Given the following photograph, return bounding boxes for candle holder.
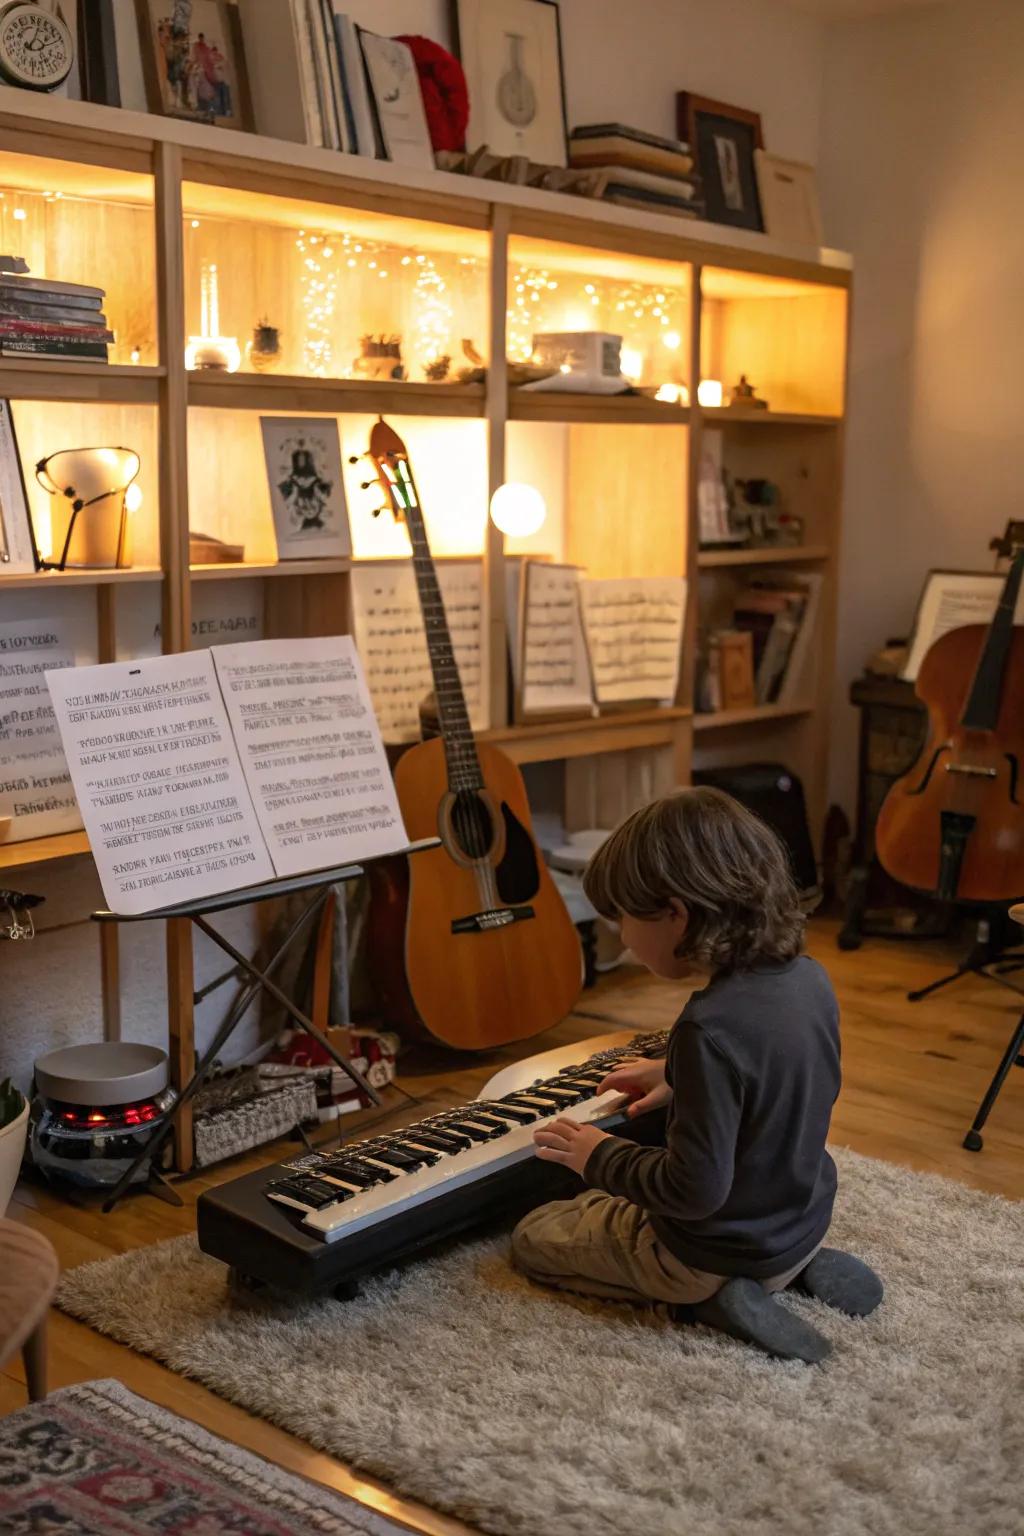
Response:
[184,260,240,372]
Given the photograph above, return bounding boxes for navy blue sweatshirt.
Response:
[584,956,840,1278]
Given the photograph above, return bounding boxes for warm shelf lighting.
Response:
[490,482,547,538]
[697,379,724,407]
[655,382,689,405]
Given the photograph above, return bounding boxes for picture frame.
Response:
[358,30,434,171]
[135,0,252,130]
[452,0,569,168]
[676,92,764,231]
[755,151,823,247]
[260,417,352,563]
[0,400,38,574]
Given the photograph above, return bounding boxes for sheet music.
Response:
[45,650,274,915]
[902,571,1021,681]
[212,636,407,877]
[579,577,687,704]
[510,561,594,716]
[0,618,80,841]
[351,560,487,742]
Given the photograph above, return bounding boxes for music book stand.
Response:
[91,838,439,1213]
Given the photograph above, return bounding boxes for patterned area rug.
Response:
[0,1378,411,1535]
[56,1148,1024,1536]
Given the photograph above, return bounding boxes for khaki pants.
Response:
[511,1189,818,1305]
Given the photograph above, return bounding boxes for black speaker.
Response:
[691,762,820,905]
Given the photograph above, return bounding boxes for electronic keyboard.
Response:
[196,1030,668,1297]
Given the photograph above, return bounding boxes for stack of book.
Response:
[569,123,705,220]
[730,573,823,705]
[0,272,112,362]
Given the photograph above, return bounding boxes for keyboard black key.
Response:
[419,1126,473,1152]
[459,1111,511,1134]
[484,1101,539,1124]
[346,1157,399,1182]
[320,1160,377,1188]
[404,1131,464,1154]
[441,1119,497,1143]
[511,1088,574,1108]
[367,1148,426,1172]
[391,1140,441,1164]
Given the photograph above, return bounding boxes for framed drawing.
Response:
[358,30,434,170]
[453,0,568,167]
[260,417,351,562]
[676,92,764,231]
[755,151,823,247]
[0,400,37,574]
[135,0,252,129]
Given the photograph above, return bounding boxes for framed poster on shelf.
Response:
[453,0,568,166]
[358,30,434,169]
[755,151,824,247]
[135,0,252,129]
[260,417,351,562]
[0,401,37,574]
[676,92,764,231]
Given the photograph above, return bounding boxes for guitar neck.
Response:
[960,551,1024,730]
[402,494,484,794]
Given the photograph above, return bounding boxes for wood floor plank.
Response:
[3,915,1021,1536]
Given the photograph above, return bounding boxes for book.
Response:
[236,0,317,145]
[732,581,816,703]
[571,140,696,180]
[319,0,350,152]
[571,122,692,156]
[45,638,410,916]
[307,0,340,149]
[358,29,430,167]
[332,10,376,156]
[79,0,120,108]
[0,319,114,342]
[775,573,824,704]
[604,183,704,214]
[0,302,107,326]
[581,162,701,200]
[0,284,103,311]
[111,0,147,113]
[0,338,109,360]
[0,275,104,300]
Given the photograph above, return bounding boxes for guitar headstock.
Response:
[349,417,419,523]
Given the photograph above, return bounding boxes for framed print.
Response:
[260,417,352,562]
[755,151,823,247]
[0,400,37,574]
[358,30,434,170]
[453,0,568,167]
[136,0,252,129]
[676,92,764,231]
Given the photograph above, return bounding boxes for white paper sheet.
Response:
[510,560,594,716]
[0,618,80,841]
[45,650,274,915]
[579,576,687,705]
[212,636,407,877]
[350,559,487,741]
[902,571,1022,681]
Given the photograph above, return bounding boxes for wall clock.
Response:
[0,2,73,91]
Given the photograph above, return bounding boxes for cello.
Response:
[875,531,1024,902]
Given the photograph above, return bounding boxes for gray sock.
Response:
[791,1247,883,1317]
[674,1277,832,1364]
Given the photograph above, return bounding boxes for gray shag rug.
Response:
[57,1147,1023,1536]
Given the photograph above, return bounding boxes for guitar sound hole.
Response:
[450,791,495,860]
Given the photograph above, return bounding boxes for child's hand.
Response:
[533,1117,609,1175]
[596,1057,671,1118]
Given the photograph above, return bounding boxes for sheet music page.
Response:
[579,577,687,704]
[519,562,594,716]
[350,560,486,741]
[213,636,407,877]
[45,651,273,916]
[0,618,81,841]
[901,571,1016,680]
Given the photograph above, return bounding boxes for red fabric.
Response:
[395,34,469,153]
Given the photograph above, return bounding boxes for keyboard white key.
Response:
[296,1089,629,1243]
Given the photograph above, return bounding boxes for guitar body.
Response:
[366,738,583,1048]
[876,624,1024,900]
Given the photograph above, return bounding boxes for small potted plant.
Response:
[0,1078,28,1215]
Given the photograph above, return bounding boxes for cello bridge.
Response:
[944,763,997,778]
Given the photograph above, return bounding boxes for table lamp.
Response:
[34,447,142,569]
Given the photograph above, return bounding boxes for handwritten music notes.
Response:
[508,560,593,718]
[579,577,688,705]
[350,559,487,742]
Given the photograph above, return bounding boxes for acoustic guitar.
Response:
[875,534,1024,902]
[356,418,583,1049]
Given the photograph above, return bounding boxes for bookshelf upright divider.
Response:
[0,91,851,1170]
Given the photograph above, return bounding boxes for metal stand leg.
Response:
[963,1011,1024,1152]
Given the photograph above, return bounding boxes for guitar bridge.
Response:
[451,905,536,934]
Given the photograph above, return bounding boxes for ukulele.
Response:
[875,529,1024,902]
[356,418,583,1049]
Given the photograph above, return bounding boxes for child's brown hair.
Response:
[582,786,805,974]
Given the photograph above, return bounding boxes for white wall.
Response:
[818,0,1024,813]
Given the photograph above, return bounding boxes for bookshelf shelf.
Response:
[190,559,351,580]
[693,702,814,732]
[0,566,162,589]
[0,829,91,871]
[699,409,842,428]
[508,392,690,426]
[697,545,830,568]
[0,361,165,404]
[483,707,692,766]
[187,374,486,418]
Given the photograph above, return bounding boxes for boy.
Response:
[511,787,881,1361]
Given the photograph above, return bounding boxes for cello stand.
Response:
[906,910,1024,1003]
[960,901,1024,1150]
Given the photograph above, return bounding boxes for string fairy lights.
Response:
[296,229,339,376]
[506,263,687,379]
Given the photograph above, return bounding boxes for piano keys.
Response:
[197,1031,669,1297]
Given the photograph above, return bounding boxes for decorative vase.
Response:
[246,320,282,373]
[0,1097,28,1215]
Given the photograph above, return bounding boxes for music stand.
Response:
[91,839,438,1212]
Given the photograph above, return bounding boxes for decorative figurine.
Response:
[353,334,406,381]
[730,373,768,409]
[246,318,282,373]
[424,354,451,381]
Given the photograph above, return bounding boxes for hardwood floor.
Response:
[3,916,1021,1535]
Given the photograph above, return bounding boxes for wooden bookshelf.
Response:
[0,87,851,1168]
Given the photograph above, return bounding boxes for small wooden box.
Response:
[716,629,755,709]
